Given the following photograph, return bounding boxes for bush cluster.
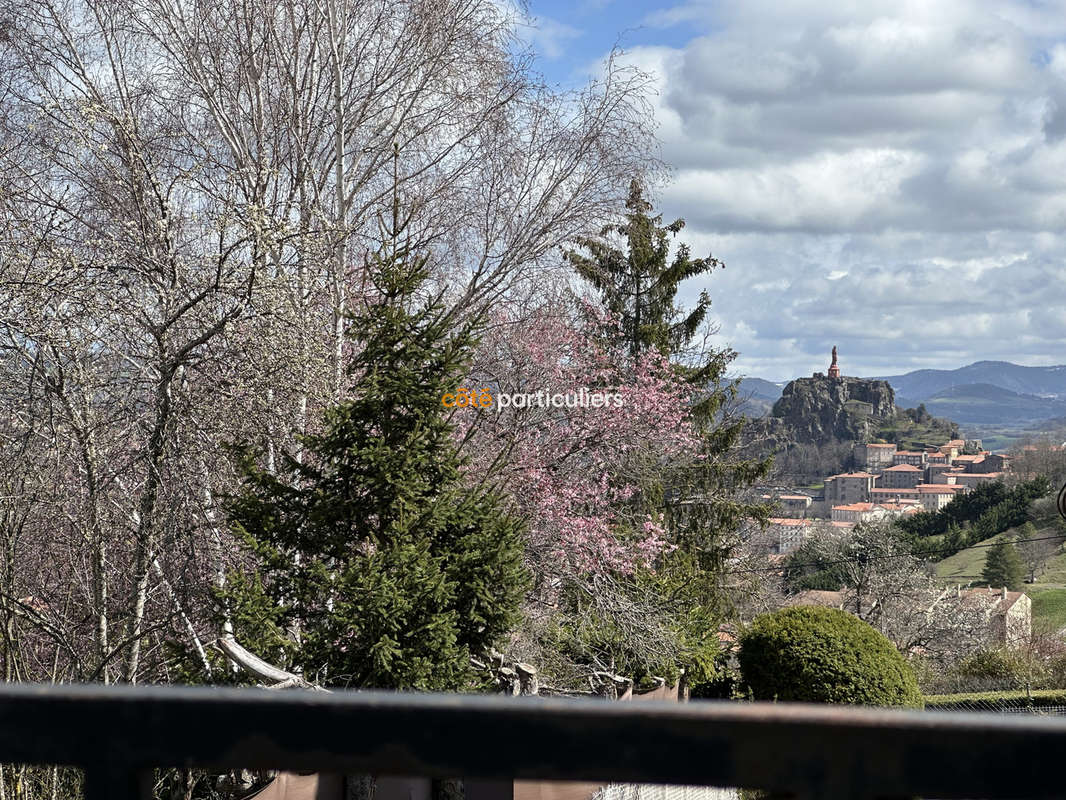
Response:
[896,477,1051,558]
[738,606,922,708]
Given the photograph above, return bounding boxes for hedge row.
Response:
[924,689,1066,710]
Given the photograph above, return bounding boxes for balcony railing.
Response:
[0,684,1064,800]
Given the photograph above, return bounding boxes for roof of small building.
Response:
[767,517,855,529]
[832,502,875,512]
[873,502,910,511]
[918,484,963,493]
[958,587,1028,615]
[786,590,846,608]
[870,487,920,494]
[884,464,921,471]
[866,443,896,449]
[827,471,876,480]
[895,450,927,456]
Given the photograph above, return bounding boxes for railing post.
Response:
[83,765,152,800]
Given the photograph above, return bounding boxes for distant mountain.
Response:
[738,361,1066,426]
[734,377,784,417]
[871,361,1066,402]
[914,382,1066,425]
[737,377,784,401]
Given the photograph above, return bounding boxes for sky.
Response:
[520,0,1066,382]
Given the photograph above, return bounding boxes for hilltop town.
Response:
[757,348,1012,555]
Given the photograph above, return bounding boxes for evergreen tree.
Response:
[223,207,528,690]
[569,180,770,575]
[981,538,1025,592]
[562,180,772,685]
[565,179,722,369]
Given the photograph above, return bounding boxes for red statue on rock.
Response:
[828,345,840,379]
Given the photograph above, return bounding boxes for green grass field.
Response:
[935,533,1007,582]
[1029,589,1066,631]
[933,495,1066,627]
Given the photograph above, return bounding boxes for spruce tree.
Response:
[569,180,770,570]
[563,180,772,686]
[223,207,528,691]
[982,538,1025,592]
[566,179,722,367]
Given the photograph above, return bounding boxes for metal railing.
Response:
[1,684,1065,799]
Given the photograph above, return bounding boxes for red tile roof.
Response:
[959,587,1028,615]
[884,464,921,471]
[832,503,874,512]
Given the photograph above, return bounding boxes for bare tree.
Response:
[797,522,987,661]
[0,0,660,688]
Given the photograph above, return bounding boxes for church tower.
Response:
[827,345,840,379]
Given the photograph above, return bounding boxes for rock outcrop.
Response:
[770,375,896,445]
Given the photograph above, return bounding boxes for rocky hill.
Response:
[770,375,895,444]
[740,373,958,480]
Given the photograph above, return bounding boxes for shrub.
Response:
[738,606,922,707]
[924,689,1066,711]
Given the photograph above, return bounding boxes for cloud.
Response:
[603,0,1066,381]
[522,15,583,60]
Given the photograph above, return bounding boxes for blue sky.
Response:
[521,0,1066,382]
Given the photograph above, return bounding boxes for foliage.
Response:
[565,179,772,615]
[953,648,1029,684]
[223,223,528,690]
[465,297,696,576]
[897,477,1050,558]
[1029,588,1066,630]
[782,522,986,660]
[781,534,848,593]
[924,688,1066,710]
[981,539,1025,591]
[493,180,771,687]
[565,179,722,367]
[739,606,923,707]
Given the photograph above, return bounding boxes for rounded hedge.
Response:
[738,606,923,708]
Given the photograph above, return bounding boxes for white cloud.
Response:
[522,15,582,60]
[600,0,1066,380]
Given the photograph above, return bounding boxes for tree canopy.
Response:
[223,215,528,690]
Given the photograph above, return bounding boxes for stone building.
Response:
[958,587,1031,646]
[853,442,897,471]
[970,453,1010,473]
[878,464,923,490]
[766,518,855,554]
[950,472,1004,489]
[918,484,967,511]
[823,472,876,505]
[870,487,921,504]
[775,494,814,518]
[893,450,928,467]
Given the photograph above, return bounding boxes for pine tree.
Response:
[565,179,722,367]
[570,180,771,569]
[981,538,1025,592]
[562,180,772,686]
[223,205,528,691]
